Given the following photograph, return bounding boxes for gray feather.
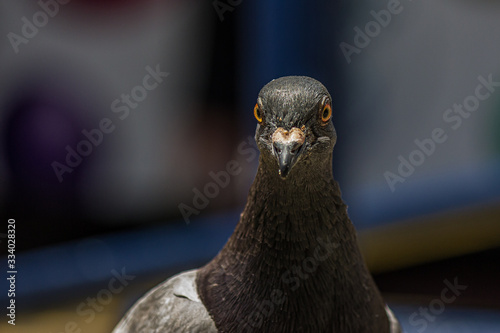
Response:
[112,269,217,333]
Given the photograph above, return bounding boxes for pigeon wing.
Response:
[112,269,217,333]
[386,305,402,333]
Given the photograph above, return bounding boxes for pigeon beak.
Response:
[272,127,305,178]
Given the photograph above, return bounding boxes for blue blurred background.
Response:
[0,0,499,332]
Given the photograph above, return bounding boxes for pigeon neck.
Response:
[237,153,346,241]
[197,154,390,332]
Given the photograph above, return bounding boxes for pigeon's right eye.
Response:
[254,103,263,123]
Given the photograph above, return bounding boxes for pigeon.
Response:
[112,76,402,333]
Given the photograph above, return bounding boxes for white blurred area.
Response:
[0,0,215,223]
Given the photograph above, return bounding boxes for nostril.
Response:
[273,142,283,155]
[273,141,302,155]
[291,142,302,154]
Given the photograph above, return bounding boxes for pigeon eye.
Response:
[254,103,263,123]
[320,103,332,124]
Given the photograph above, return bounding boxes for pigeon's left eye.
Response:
[254,103,263,123]
[321,103,332,124]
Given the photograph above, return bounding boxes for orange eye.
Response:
[321,103,332,123]
[254,103,263,123]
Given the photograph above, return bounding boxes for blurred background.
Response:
[1,0,499,332]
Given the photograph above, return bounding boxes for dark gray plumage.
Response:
[112,76,402,333]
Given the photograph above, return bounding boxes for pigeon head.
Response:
[254,76,337,178]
